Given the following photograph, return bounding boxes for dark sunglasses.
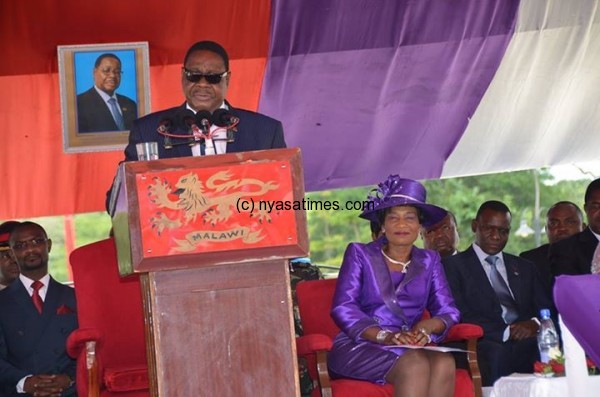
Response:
[182,68,229,84]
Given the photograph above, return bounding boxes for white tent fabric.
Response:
[443,0,600,178]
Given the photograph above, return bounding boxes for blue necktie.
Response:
[486,255,519,324]
[108,98,125,130]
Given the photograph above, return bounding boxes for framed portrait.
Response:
[58,42,151,153]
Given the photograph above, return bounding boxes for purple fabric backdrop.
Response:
[259,0,519,191]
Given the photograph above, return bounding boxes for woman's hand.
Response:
[410,317,446,345]
[391,331,418,345]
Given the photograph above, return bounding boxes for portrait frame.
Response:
[58,42,151,153]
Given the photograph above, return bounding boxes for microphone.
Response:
[211,109,238,127]
[176,109,197,131]
[157,118,172,133]
[211,109,239,142]
[157,118,173,148]
[175,109,201,146]
[195,110,212,134]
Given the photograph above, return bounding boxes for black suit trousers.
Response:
[478,337,539,386]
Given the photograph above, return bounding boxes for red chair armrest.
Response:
[296,334,333,356]
[66,327,104,358]
[445,323,483,342]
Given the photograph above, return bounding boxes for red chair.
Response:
[296,278,483,397]
[66,238,149,397]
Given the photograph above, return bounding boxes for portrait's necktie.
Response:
[31,280,44,314]
[486,255,519,324]
[108,98,125,130]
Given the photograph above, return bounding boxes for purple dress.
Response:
[327,237,460,384]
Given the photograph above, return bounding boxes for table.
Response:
[490,373,568,397]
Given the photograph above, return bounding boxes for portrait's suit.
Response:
[123,102,286,161]
[549,227,599,276]
[443,246,552,385]
[520,243,553,299]
[77,87,138,132]
[0,277,77,396]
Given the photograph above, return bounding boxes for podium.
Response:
[110,148,309,396]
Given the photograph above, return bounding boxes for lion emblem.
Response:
[148,170,278,235]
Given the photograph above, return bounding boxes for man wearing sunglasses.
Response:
[0,222,77,396]
[77,53,138,133]
[122,40,286,161]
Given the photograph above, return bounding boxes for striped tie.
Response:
[108,98,125,130]
[486,255,519,324]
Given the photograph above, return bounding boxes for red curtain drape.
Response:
[0,0,271,218]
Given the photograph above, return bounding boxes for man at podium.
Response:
[123,40,286,160]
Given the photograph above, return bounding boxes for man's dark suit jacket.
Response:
[443,246,552,343]
[77,87,138,132]
[549,227,599,276]
[122,102,286,161]
[520,244,553,299]
[0,277,78,396]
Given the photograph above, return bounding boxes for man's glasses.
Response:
[11,238,48,251]
[182,68,229,84]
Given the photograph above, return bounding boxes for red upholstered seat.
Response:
[66,238,149,397]
[296,278,483,397]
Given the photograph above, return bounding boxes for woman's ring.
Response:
[419,328,428,335]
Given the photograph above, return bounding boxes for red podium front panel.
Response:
[112,148,308,275]
[136,160,297,257]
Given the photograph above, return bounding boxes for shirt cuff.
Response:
[16,375,32,393]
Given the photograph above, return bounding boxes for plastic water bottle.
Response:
[591,243,600,275]
[537,308,559,363]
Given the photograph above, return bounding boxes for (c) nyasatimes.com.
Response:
[236,197,375,213]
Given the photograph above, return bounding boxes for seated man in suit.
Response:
[0,221,20,290]
[421,211,460,258]
[443,201,552,386]
[0,222,77,396]
[77,53,138,132]
[520,201,584,297]
[550,178,600,276]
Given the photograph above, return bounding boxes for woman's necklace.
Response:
[381,249,411,272]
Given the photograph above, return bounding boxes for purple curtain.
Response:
[259,0,519,191]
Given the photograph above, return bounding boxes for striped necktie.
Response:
[486,255,519,324]
[108,98,125,130]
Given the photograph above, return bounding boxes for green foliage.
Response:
[1,168,593,281]
[73,212,112,246]
[422,170,589,254]
[306,169,592,274]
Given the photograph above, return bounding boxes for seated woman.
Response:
[328,175,460,397]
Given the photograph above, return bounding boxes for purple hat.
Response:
[359,175,447,227]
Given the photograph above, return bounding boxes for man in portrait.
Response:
[77,53,138,132]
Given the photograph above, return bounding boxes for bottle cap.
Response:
[540,308,551,319]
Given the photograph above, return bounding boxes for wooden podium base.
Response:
[141,260,299,396]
